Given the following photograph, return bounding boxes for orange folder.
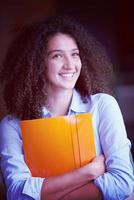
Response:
[20,113,96,178]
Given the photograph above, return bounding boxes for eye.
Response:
[52,53,63,59]
[72,52,80,57]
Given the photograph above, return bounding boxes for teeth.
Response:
[61,73,74,77]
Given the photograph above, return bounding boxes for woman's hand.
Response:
[90,154,106,178]
[79,155,105,180]
[59,155,105,200]
[41,155,105,200]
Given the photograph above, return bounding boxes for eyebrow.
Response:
[46,48,79,56]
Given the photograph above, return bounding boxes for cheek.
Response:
[46,64,59,79]
[45,61,55,73]
[77,57,82,67]
[78,60,82,70]
[45,63,53,80]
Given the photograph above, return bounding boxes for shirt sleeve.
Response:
[0,116,44,200]
[94,94,134,200]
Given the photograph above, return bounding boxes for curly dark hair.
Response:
[0,16,114,120]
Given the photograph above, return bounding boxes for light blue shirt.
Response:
[0,90,134,200]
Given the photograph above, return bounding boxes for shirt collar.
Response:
[69,89,90,113]
[42,107,52,118]
[42,89,90,117]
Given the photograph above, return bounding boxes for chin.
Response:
[63,83,76,89]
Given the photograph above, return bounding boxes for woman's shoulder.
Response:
[90,93,118,106]
[74,90,118,113]
[89,93,123,120]
[0,115,20,131]
[86,93,119,114]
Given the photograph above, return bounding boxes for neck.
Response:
[46,88,73,116]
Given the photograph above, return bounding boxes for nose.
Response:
[63,56,74,70]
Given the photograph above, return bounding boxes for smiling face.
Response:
[45,33,82,93]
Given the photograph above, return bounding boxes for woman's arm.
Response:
[0,116,44,200]
[61,182,103,200]
[41,155,105,200]
[94,94,134,200]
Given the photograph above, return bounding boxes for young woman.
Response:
[0,16,133,200]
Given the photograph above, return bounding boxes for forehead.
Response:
[47,33,78,50]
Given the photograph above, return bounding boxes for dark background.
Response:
[0,0,134,157]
